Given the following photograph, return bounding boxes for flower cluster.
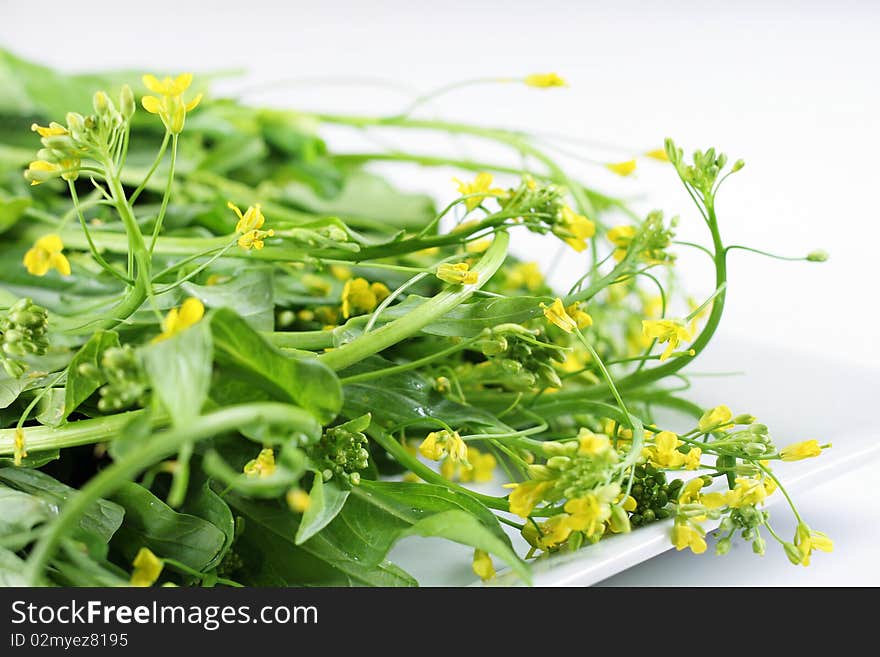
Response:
[309,414,372,485]
[228,202,275,251]
[340,277,391,319]
[1,298,49,370]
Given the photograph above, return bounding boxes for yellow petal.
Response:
[185,92,203,112]
[141,95,162,114]
[173,73,193,94]
[50,252,71,276]
[35,234,64,252]
[23,248,50,276]
[606,160,637,177]
[142,74,165,94]
[177,297,205,328]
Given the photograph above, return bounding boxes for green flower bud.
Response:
[715,537,731,555]
[527,464,554,480]
[733,414,756,425]
[120,84,136,119]
[609,505,631,533]
[93,90,111,116]
[66,112,86,140]
[2,358,26,378]
[546,456,572,471]
[784,542,803,565]
[752,537,766,555]
[807,250,829,262]
[731,159,745,172]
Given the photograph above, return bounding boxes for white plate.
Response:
[387,335,880,586]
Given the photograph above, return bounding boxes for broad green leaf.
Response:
[0,371,30,409]
[109,482,227,572]
[0,467,124,545]
[63,330,120,417]
[0,196,30,234]
[383,294,550,337]
[211,308,341,424]
[226,492,416,587]
[183,267,275,332]
[0,485,51,549]
[295,475,350,545]
[36,387,66,427]
[344,480,531,583]
[142,320,212,427]
[0,546,28,586]
[181,478,236,571]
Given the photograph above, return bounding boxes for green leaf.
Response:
[142,321,212,427]
[109,482,227,572]
[383,294,550,337]
[0,196,30,234]
[63,330,120,417]
[183,267,275,332]
[295,475,350,545]
[0,485,51,549]
[226,492,416,587]
[346,480,531,583]
[0,371,29,409]
[211,308,341,424]
[0,546,28,586]
[36,387,66,427]
[181,478,235,571]
[0,467,123,545]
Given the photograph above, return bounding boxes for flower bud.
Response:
[526,464,554,480]
[120,84,136,119]
[715,537,731,555]
[752,537,766,555]
[609,505,631,533]
[807,250,828,262]
[2,358,26,378]
[733,414,756,425]
[546,456,571,471]
[93,90,111,116]
[731,159,745,172]
[784,542,803,565]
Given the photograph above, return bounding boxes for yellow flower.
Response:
[606,160,637,177]
[227,202,274,250]
[701,491,728,509]
[141,73,202,134]
[418,430,467,463]
[678,477,705,504]
[130,547,163,587]
[507,480,552,518]
[779,439,823,462]
[23,234,71,277]
[607,225,636,261]
[684,447,702,470]
[436,262,478,285]
[564,494,611,537]
[286,488,311,513]
[641,319,692,361]
[644,148,668,162]
[542,297,578,333]
[644,430,686,468]
[153,297,205,343]
[31,122,68,138]
[726,477,770,508]
[566,303,593,329]
[537,514,573,548]
[524,73,568,88]
[244,448,276,478]
[459,446,496,483]
[505,262,544,291]
[472,549,495,580]
[453,172,504,211]
[340,277,390,318]
[697,405,733,433]
[555,205,595,252]
[793,523,833,566]
[671,522,707,554]
[13,428,27,467]
[577,429,612,457]
[25,160,62,186]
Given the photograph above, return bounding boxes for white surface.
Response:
[2,1,877,585]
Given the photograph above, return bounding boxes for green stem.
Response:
[149,133,178,254]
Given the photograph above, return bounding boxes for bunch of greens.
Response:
[0,51,832,587]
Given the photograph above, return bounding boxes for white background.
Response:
[2,0,878,585]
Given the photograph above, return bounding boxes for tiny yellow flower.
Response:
[524,73,568,88]
[697,405,733,433]
[23,234,71,277]
[678,477,705,505]
[642,319,692,361]
[453,172,504,211]
[555,205,595,252]
[644,148,668,162]
[141,73,202,134]
[779,439,823,462]
[286,488,311,513]
[726,477,770,508]
[606,160,637,177]
[340,277,390,319]
[577,429,611,457]
[436,262,478,285]
[644,430,686,468]
[684,447,702,470]
[565,302,593,329]
[13,428,27,467]
[25,160,62,186]
[31,122,69,138]
[228,202,275,250]
[418,430,467,463]
[537,514,573,547]
[564,494,611,537]
[542,297,578,333]
[793,522,833,566]
[607,225,636,261]
[459,446,496,483]
[507,479,552,518]
[153,297,205,343]
[472,549,495,581]
[130,547,164,587]
[505,262,544,291]
[671,522,707,554]
[244,448,276,478]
